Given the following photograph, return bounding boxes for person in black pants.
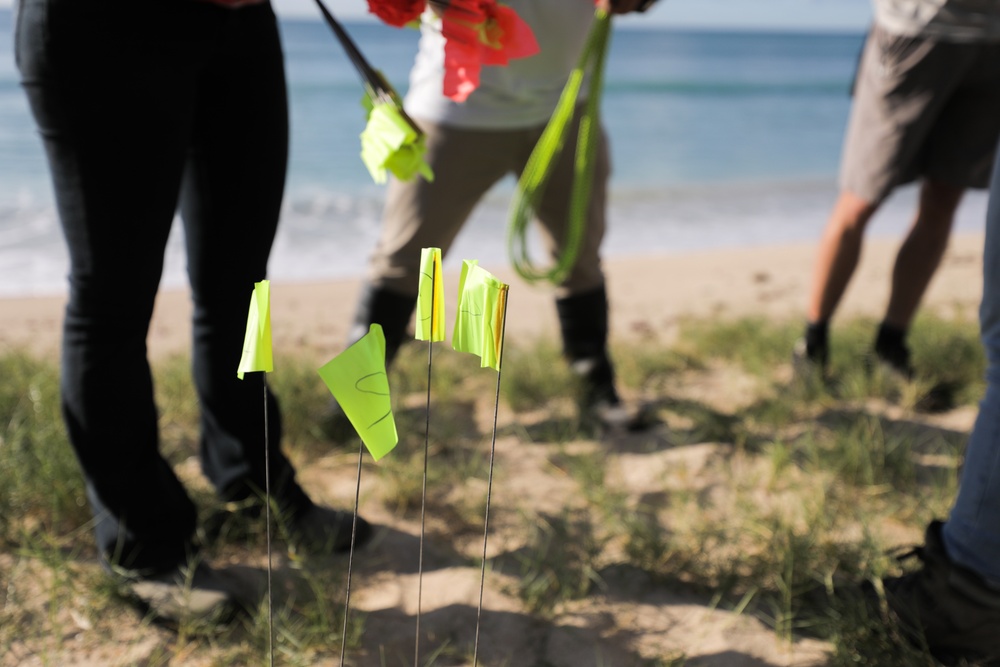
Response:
[15,0,370,624]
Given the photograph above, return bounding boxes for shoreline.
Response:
[0,232,984,360]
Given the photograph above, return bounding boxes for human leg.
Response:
[941,361,1000,586]
[17,0,210,574]
[345,285,419,368]
[179,3,314,523]
[873,143,1000,665]
[801,26,971,371]
[524,109,609,300]
[174,4,364,554]
[355,122,517,357]
[801,191,880,367]
[873,180,965,374]
[807,191,879,326]
[524,113,635,426]
[555,287,621,411]
[941,148,1000,586]
[876,39,1000,373]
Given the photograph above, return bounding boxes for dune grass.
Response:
[0,312,986,666]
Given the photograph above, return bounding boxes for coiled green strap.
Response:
[507,9,612,285]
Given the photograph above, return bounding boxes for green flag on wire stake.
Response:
[237,280,273,379]
[452,260,508,371]
[506,8,612,285]
[415,247,445,342]
[317,324,399,461]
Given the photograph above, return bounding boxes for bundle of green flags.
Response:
[311,0,434,184]
[360,92,434,185]
[235,248,508,462]
[317,0,540,184]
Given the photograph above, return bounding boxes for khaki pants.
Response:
[366,107,611,298]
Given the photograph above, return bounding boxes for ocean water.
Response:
[0,11,988,297]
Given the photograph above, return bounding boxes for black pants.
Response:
[16,0,311,573]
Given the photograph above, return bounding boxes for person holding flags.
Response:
[329,0,657,437]
[14,0,371,625]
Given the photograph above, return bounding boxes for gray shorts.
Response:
[840,24,1000,204]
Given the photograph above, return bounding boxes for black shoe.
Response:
[557,286,656,433]
[287,505,373,556]
[879,521,1000,665]
[872,324,915,380]
[109,559,248,627]
[871,345,915,380]
[863,340,915,384]
[585,394,632,432]
[792,337,828,379]
[575,372,656,434]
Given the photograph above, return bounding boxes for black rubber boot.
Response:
[804,320,830,369]
[556,286,635,431]
[792,320,830,383]
[872,321,914,379]
[321,284,416,441]
[346,283,418,367]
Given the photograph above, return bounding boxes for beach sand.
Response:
[0,232,985,360]
[0,232,986,667]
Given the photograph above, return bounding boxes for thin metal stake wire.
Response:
[312,0,380,93]
[414,261,438,667]
[414,340,433,667]
[340,441,365,666]
[472,289,509,667]
[262,375,275,667]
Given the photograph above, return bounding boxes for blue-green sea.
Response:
[0,11,988,296]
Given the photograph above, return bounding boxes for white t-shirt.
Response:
[874,0,1000,41]
[403,0,597,129]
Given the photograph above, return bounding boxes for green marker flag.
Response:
[452,260,508,371]
[360,100,435,184]
[506,8,611,285]
[415,247,445,342]
[237,280,273,379]
[317,324,399,461]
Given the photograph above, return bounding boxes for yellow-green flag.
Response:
[452,260,508,371]
[317,324,398,461]
[360,100,434,184]
[415,247,445,342]
[237,280,273,380]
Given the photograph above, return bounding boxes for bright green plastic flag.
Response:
[317,324,398,461]
[415,247,445,342]
[452,260,508,371]
[360,101,434,184]
[237,280,273,379]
